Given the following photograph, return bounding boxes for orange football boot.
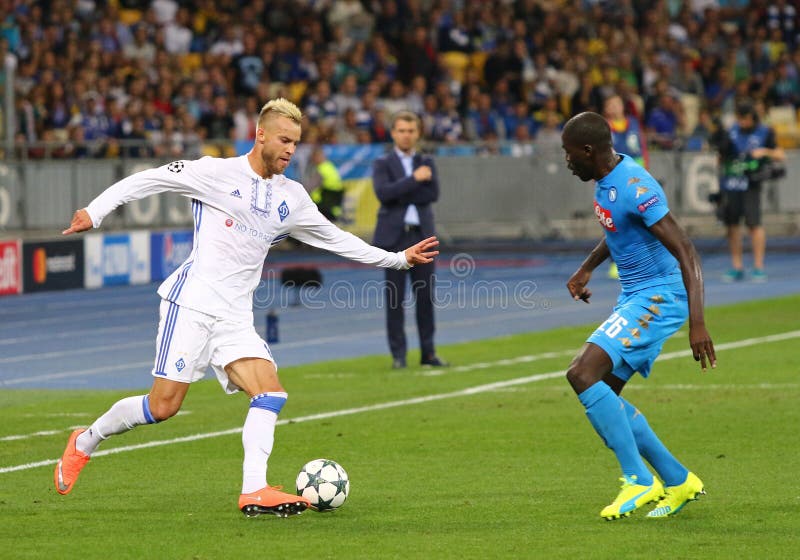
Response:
[54,429,90,495]
[239,485,310,518]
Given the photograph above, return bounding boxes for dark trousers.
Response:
[384,228,436,361]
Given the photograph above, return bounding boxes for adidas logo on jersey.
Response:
[230,189,242,198]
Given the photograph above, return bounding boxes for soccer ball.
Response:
[295,458,350,511]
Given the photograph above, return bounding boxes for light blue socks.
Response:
[578,382,654,485]
[620,397,688,487]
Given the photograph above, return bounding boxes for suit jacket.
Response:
[371,150,439,250]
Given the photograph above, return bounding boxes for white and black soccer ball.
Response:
[296,458,350,511]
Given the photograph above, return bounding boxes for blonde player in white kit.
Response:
[55,99,440,517]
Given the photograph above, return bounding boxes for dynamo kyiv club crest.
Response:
[278,200,290,222]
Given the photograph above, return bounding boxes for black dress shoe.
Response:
[420,355,449,367]
[392,358,407,369]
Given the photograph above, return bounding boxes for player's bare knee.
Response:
[147,398,181,421]
[566,362,593,394]
[262,378,285,394]
[244,379,284,397]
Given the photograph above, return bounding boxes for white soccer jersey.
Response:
[86,155,410,322]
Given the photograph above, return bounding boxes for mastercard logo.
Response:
[32,248,47,284]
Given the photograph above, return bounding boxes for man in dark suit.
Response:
[372,111,447,369]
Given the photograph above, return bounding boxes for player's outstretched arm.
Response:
[567,238,609,303]
[649,213,716,371]
[62,209,93,235]
[404,236,439,266]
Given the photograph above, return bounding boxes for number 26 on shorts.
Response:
[599,313,628,338]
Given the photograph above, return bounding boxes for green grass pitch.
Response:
[1,295,798,559]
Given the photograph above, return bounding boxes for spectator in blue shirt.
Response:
[646,94,684,149]
[465,92,506,140]
[504,101,539,141]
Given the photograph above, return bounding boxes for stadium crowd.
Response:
[1,0,799,158]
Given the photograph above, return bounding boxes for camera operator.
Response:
[709,102,786,282]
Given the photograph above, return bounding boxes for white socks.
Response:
[76,395,156,455]
[72,390,285,496]
[241,407,279,494]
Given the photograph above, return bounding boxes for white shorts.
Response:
[152,299,275,394]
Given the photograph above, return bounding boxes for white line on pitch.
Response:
[419,330,800,377]
[0,412,192,442]
[627,383,800,390]
[656,329,800,360]
[0,427,84,442]
[24,412,92,418]
[496,383,800,393]
[0,372,564,475]
[1,329,798,475]
[419,349,576,377]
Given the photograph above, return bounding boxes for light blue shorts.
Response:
[587,285,688,381]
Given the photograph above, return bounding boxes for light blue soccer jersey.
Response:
[589,154,687,378]
[594,154,682,293]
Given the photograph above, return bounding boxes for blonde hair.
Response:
[391,110,421,129]
[257,98,303,129]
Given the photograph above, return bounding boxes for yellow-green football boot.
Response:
[600,475,664,520]
[647,472,705,518]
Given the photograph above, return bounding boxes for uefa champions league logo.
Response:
[166,161,185,173]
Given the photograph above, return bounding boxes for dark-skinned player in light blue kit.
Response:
[560,111,716,520]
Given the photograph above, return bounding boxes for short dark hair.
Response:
[735,100,757,119]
